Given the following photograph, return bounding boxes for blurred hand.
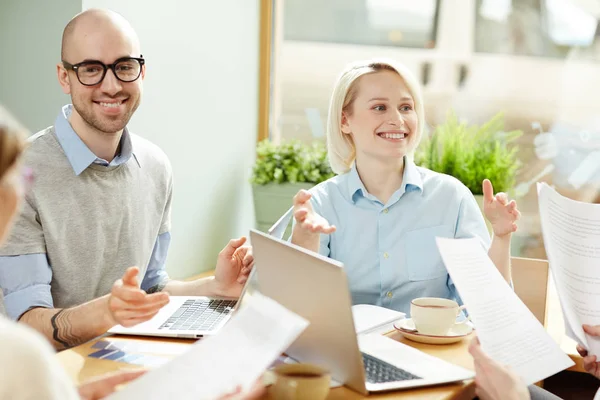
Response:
[576,324,600,379]
[469,337,530,400]
[292,189,335,236]
[78,370,146,400]
[213,237,254,298]
[108,267,170,327]
[482,179,521,237]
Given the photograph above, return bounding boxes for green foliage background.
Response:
[414,112,522,195]
[251,139,335,185]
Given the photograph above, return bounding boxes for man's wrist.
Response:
[103,295,117,327]
[200,276,220,297]
[206,276,241,298]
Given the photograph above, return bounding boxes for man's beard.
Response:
[72,95,140,134]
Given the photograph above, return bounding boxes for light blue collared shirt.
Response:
[54,105,141,175]
[0,105,170,319]
[307,159,491,316]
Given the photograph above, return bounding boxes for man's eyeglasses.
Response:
[62,56,145,86]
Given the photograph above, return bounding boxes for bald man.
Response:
[0,9,254,350]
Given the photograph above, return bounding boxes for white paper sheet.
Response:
[107,292,309,400]
[436,237,574,385]
[351,304,405,335]
[538,182,600,356]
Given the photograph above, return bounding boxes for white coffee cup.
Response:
[410,297,467,336]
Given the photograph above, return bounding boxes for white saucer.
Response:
[393,318,473,345]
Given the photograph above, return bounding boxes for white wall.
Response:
[0,0,81,132]
[80,0,259,279]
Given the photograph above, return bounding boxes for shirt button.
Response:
[383,252,389,259]
[383,208,389,214]
[387,291,393,298]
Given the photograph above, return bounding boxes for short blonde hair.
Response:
[0,106,27,181]
[326,58,425,175]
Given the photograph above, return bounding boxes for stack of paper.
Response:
[107,292,309,400]
[538,182,600,357]
[436,237,574,385]
[351,304,405,335]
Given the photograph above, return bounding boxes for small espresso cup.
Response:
[269,363,330,400]
[410,297,467,336]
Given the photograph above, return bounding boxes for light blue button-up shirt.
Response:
[0,105,170,319]
[308,158,491,316]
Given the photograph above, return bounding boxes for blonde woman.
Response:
[0,106,263,400]
[291,59,520,315]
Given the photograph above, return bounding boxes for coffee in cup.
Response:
[268,363,330,400]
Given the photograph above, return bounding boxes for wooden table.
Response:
[57,269,476,398]
[56,329,476,399]
[55,269,586,399]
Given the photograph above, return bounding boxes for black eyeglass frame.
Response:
[62,56,145,86]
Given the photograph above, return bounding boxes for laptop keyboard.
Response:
[158,299,237,332]
[362,353,421,384]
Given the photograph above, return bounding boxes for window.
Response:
[264,0,600,260]
[475,0,600,60]
[284,0,440,49]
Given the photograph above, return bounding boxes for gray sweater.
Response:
[0,127,172,310]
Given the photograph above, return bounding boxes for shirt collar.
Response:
[403,157,424,193]
[347,162,369,203]
[54,104,139,175]
[347,156,423,204]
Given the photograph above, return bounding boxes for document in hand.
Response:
[538,182,600,357]
[106,292,309,400]
[436,237,574,385]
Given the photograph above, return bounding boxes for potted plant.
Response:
[415,111,522,230]
[251,139,335,236]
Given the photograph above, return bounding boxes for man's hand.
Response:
[213,237,254,298]
[108,267,170,327]
[78,370,146,400]
[469,337,530,400]
[576,324,600,379]
[292,190,335,236]
[482,179,521,237]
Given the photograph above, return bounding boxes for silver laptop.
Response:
[108,210,293,339]
[108,273,253,339]
[250,229,475,394]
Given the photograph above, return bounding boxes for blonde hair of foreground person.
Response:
[0,105,81,400]
[326,58,425,175]
[0,106,27,243]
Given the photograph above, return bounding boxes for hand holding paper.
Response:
[468,337,531,400]
[577,325,600,379]
[538,182,600,357]
[436,237,573,385]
